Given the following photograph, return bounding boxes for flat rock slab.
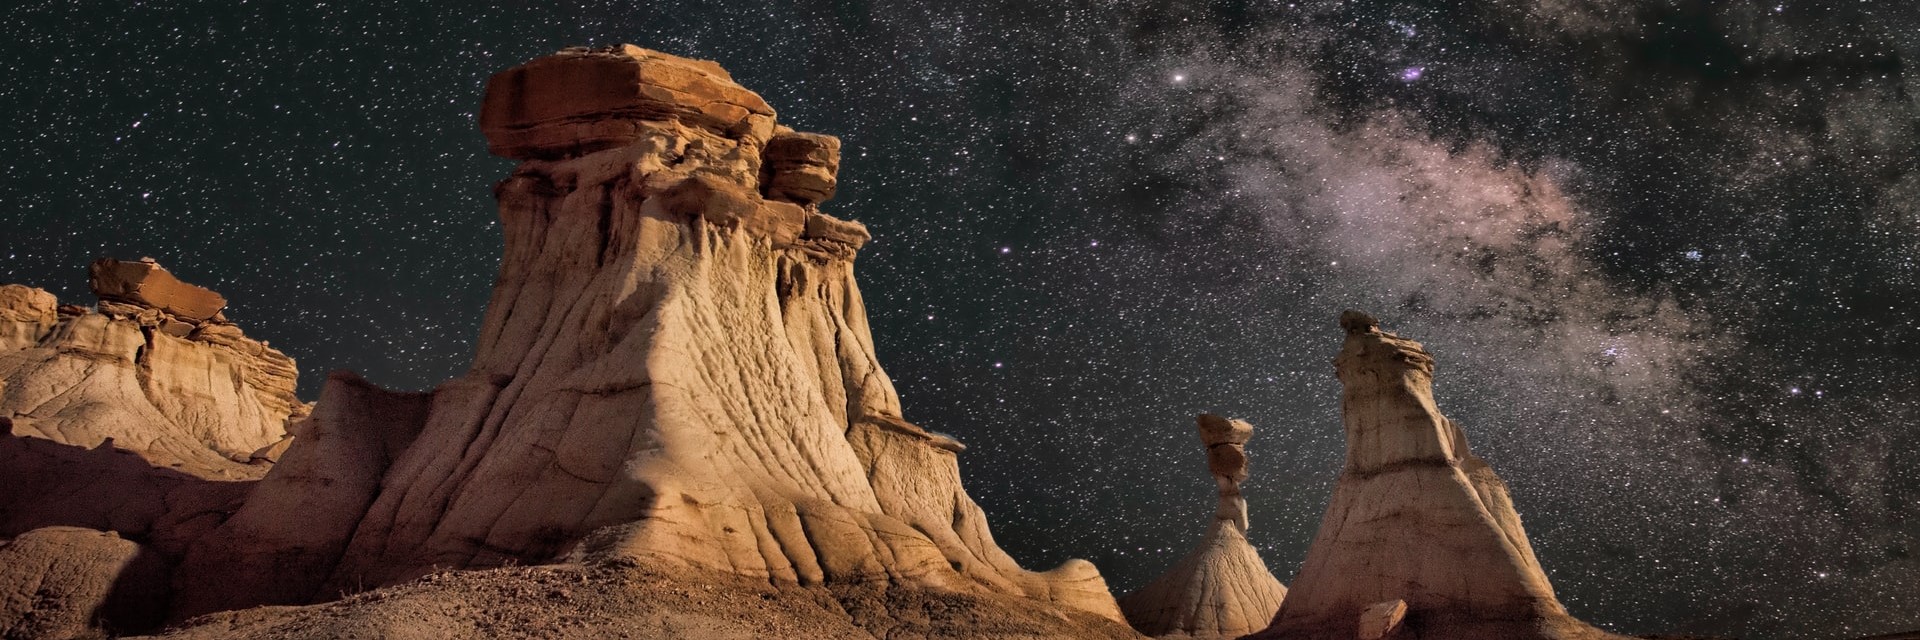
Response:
[480,44,776,159]
[88,259,227,322]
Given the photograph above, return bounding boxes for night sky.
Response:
[4,2,1918,638]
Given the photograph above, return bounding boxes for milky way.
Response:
[2,2,1915,638]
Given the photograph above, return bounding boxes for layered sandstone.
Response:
[175,45,1126,629]
[0,265,304,636]
[1119,414,1287,638]
[1246,312,1620,640]
[0,261,305,479]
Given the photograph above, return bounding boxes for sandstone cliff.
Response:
[1,263,303,544]
[172,45,1126,631]
[1119,414,1287,638]
[1246,311,1621,640]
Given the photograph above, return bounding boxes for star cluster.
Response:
[3,2,1916,638]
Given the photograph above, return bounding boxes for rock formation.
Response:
[0,526,169,638]
[0,262,306,637]
[172,45,1126,630]
[1246,311,1621,640]
[1119,414,1287,638]
[0,260,305,478]
[2,263,305,545]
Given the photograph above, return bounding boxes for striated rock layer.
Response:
[1247,312,1622,640]
[1119,414,1287,639]
[0,262,305,479]
[0,262,306,637]
[176,45,1125,628]
[1,265,304,549]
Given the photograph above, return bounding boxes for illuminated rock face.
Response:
[0,263,303,481]
[1119,414,1287,639]
[180,45,1124,625]
[1247,311,1621,640]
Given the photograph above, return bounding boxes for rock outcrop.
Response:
[1246,311,1620,640]
[0,526,169,639]
[173,45,1126,631]
[169,370,433,620]
[1119,414,1287,638]
[0,263,306,636]
[0,260,305,479]
[88,258,229,324]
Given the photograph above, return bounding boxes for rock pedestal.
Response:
[1118,414,1287,638]
[176,45,1125,626]
[1245,311,1620,640]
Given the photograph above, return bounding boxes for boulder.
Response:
[762,130,841,206]
[478,44,776,160]
[0,285,58,351]
[1244,312,1622,640]
[0,526,169,638]
[1118,415,1287,638]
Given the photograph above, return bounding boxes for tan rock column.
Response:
[1246,311,1622,640]
[1119,414,1287,638]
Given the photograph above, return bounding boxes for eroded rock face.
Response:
[0,526,169,638]
[0,268,303,636]
[171,371,433,621]
[1246,312,1620,640]
[1119,414,1287,638]
[0,264,305,480]
[188,45,1124,627]
[0,285,58,351]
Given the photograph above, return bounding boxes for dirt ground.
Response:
[139,559,1144,640]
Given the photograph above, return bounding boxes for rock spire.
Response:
[1119,414,1288,638]
[1246,312,1621,640]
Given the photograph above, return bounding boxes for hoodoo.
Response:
[1246,311,1620,640]
[1118,414,1287,638]
[0,261,303,479]
[0,263,305,637]
[173,45,1127,633]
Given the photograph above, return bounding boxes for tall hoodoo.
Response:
[1119,414,1287,638]
[1247,311,1619,640]
[177,45,1124,624]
